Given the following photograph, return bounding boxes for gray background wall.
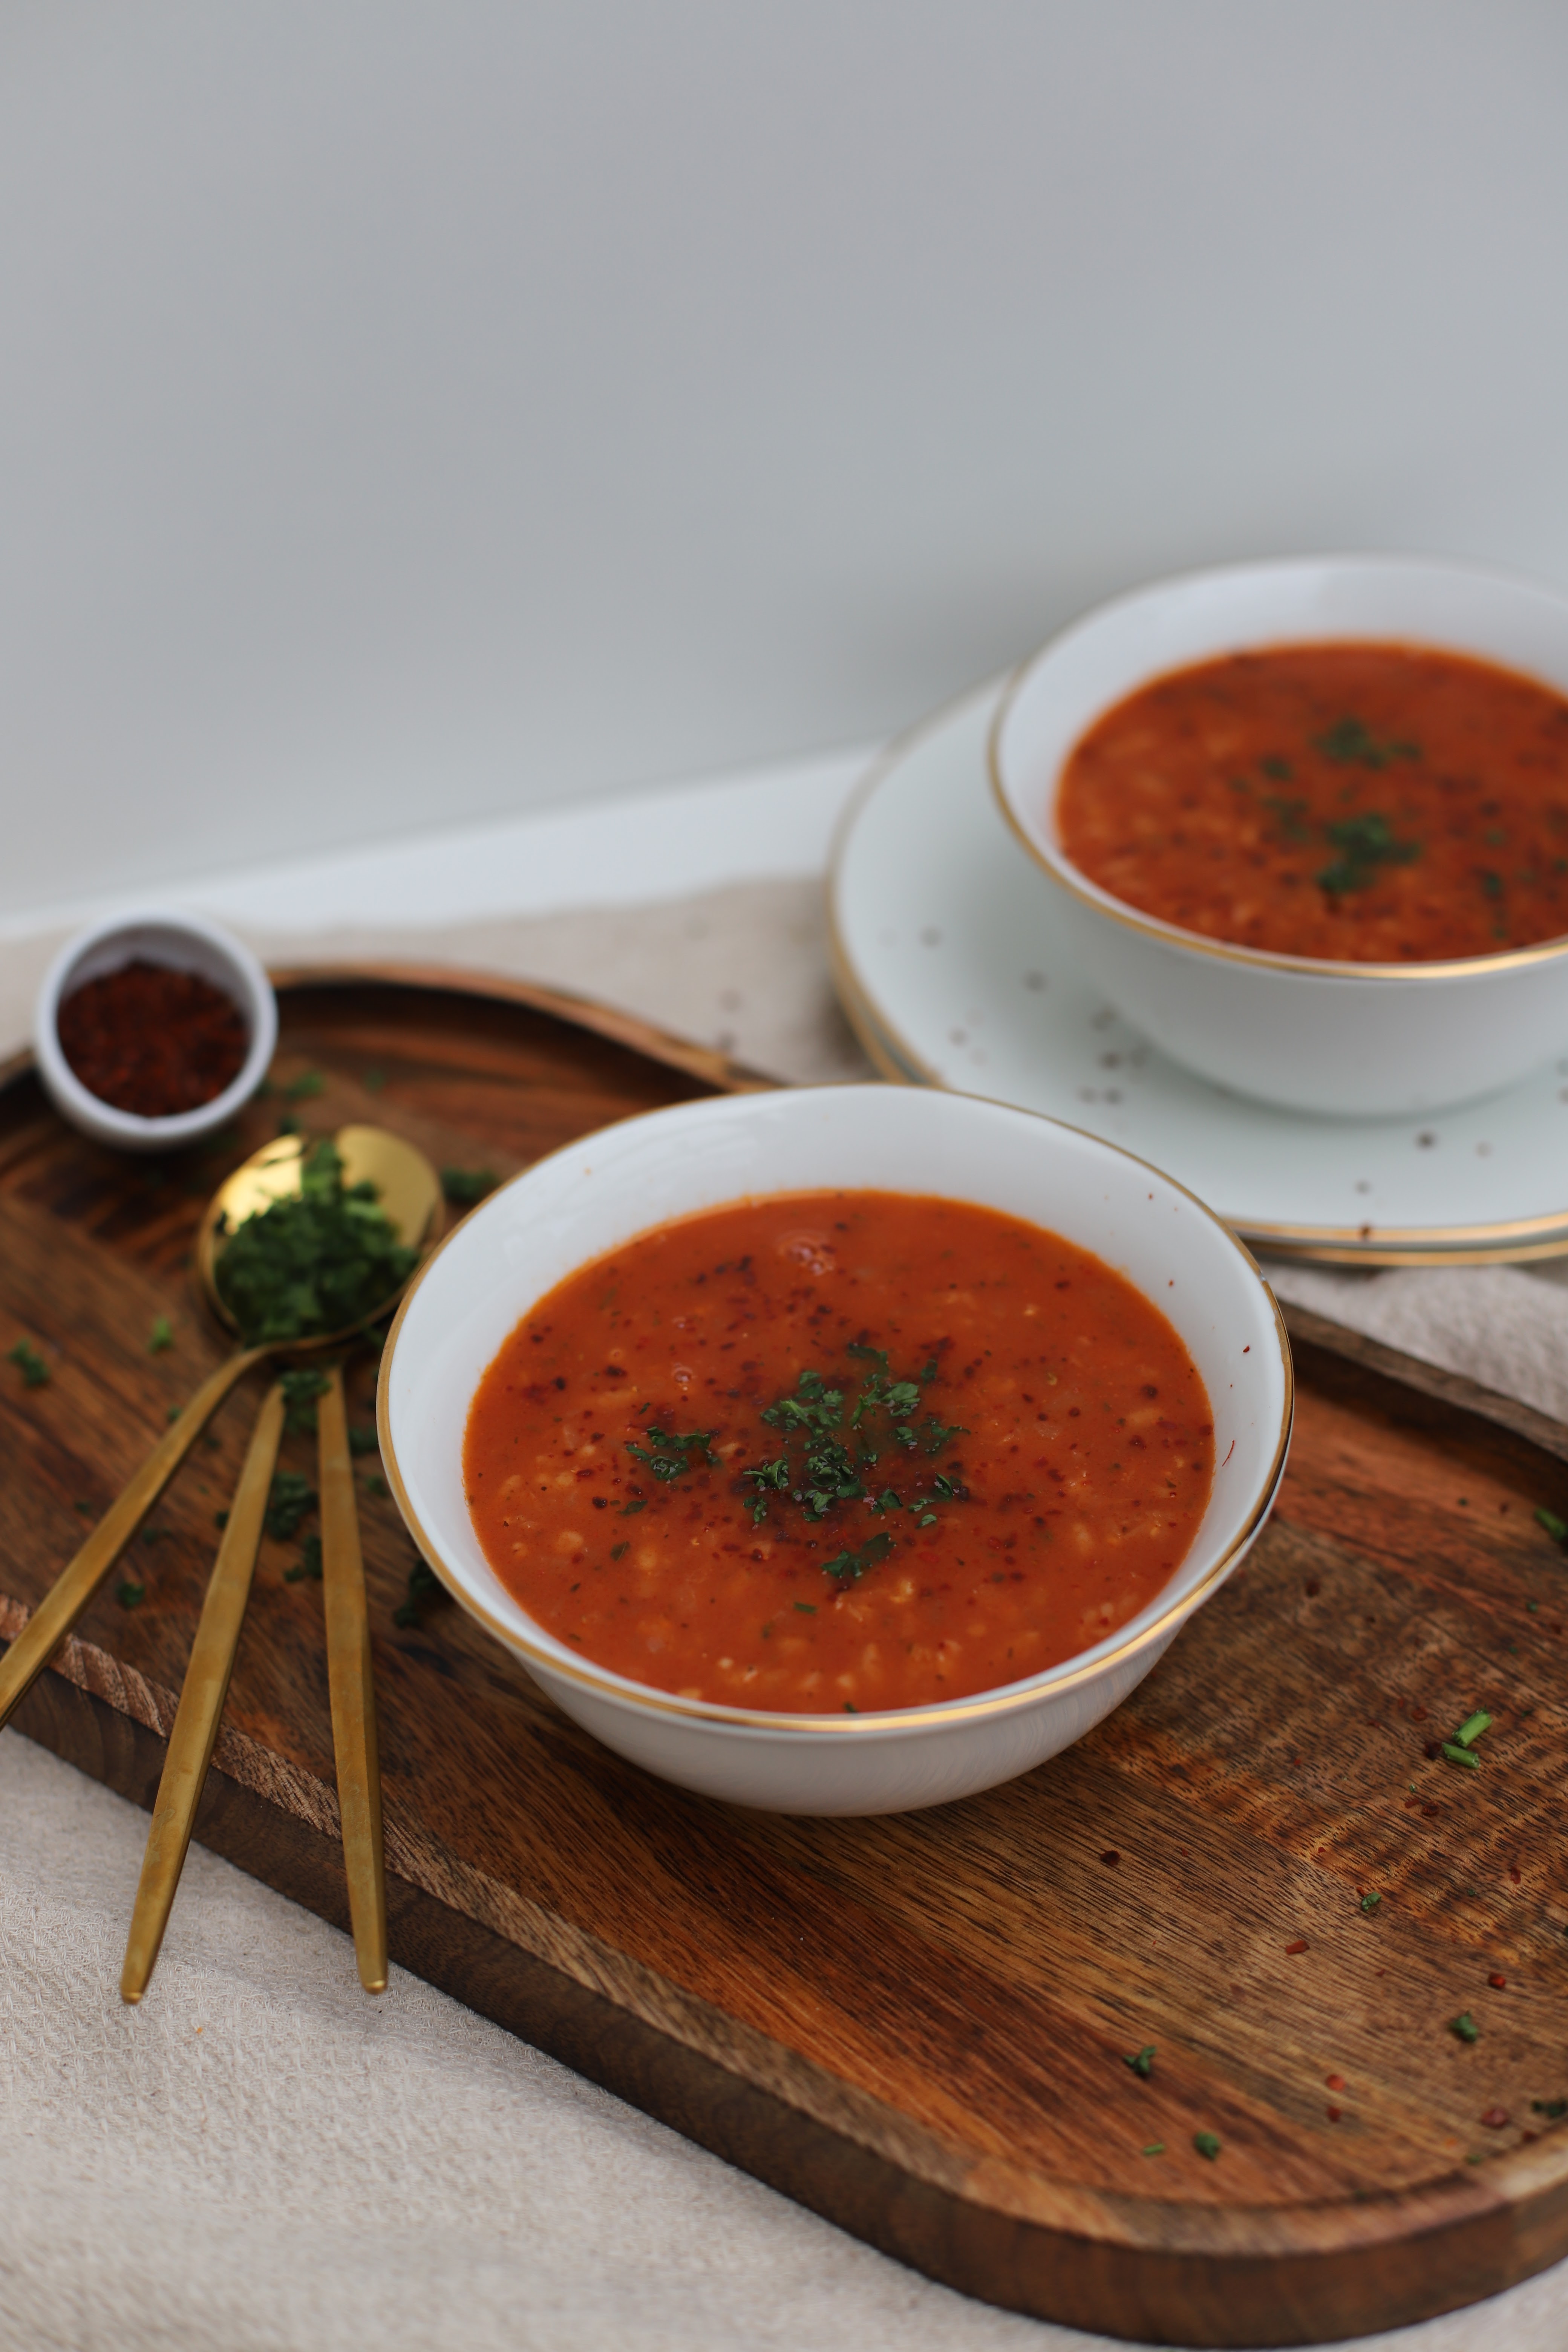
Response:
[3,1,1565,914]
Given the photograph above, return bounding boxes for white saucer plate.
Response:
[827,680,1568,1265]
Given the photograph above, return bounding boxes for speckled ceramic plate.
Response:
[827,678,1568,1264]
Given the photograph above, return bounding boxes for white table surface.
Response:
[5,755,1568,2352]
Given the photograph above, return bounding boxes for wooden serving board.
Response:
[5,965,1568,2348]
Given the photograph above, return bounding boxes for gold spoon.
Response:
[0,1125,440,1989]
[118,1123,443,2004]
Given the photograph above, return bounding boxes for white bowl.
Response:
[991,556,1568,1116]
[377,1085,1291,1816]
[34,910,277,1152]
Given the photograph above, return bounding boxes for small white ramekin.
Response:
[991,555,1568,1116]
[33,910,277,1152]
[378,1084,1291,1816]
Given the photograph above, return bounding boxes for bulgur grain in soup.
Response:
[463,1192,1214,1715]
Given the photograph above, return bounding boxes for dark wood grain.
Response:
[4,966,1568,2347]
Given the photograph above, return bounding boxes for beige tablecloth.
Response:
[6,878,1568,2352]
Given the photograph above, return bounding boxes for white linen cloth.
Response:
[4,877,1568,2352]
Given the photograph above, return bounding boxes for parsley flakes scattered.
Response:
[7,1339,48,1388]
[394,1558,444,1629]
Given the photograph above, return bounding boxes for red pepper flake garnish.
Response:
[1100,1850,1121,1867]
[1488,1973,1508,1990]
[1285,1939,1308,1955]
[56,959,248,1117]
[1509,1867,1522,1885]
[1325,2073,1345,2091]
[1326,2106,1342,2122]
[1411,1704,1429,1722]
[1481,2107,1510,2129]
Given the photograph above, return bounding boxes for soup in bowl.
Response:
[378,1086,1290,1815]
[991,556,1568,1115]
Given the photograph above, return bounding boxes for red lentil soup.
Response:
[464,1191,1214,1715]
[1057,643,1568,963]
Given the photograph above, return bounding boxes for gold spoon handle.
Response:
[120,1380,286,2004]
[0,1343,269,1736]
[318,1360,387,1994]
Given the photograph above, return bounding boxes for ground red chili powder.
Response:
[57,959,249,1118]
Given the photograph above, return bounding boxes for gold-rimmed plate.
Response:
[828,677,1568,1265]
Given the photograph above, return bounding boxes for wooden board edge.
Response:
[10,1634,1568,2346]
[263,957,781,1097]
[1279,1300,1568,1470]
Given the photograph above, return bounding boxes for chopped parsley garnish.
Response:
[213,1140,421,1345]
[1536,1505,1568,1544]
[264,1470,316,1543]
[625,1425,718,1482]
[441,1167,499,1206]
[1193,2132,1222,2161]
[822,1533,894,1584]
[1313,717,1421,769]
[1449,2012,1480,2044]
[284,1069,326,1099]
[280,1366,331,1434]
[1141,2142,1165,2158]
[740,1351,969,1586]
[1125,2046,1155,2079]
[610,1541,629,1560]
[147,1314,174,1354]
[115,1578,145,1609]
[1317,810,1422,896]
[365,1473,390,1499]
[1533,2099,1568,2119]
[1360,1890,1382,1914]
[8,1338,48,1388]
[394,1557,444,1628]
[284,1533,323,1583]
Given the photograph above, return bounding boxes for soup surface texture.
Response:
[464,1191,1214,1715]
[1057,643,1568,962]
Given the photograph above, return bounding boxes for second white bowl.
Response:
[991,556,1568,1116]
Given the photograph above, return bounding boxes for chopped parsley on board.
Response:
[8,1338,48,1387]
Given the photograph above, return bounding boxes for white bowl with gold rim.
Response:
[990,556,1568,1116]
[377,1085,1291,1816]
